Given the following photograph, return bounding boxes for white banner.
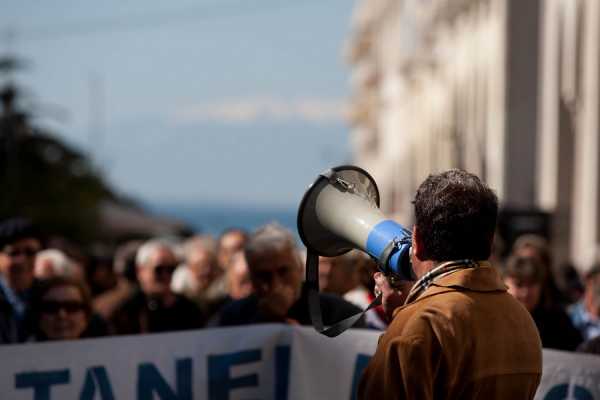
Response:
[0,325,598,399]
[536,349,600,400]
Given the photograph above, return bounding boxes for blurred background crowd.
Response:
[1,215,599,358]
[2,0,600,375]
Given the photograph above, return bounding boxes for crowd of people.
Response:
[0,215,599,356]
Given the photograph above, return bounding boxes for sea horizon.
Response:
[145,201,299,237]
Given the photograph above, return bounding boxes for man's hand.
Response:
[373,272,413,321]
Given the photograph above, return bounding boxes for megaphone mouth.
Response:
[297,165,380,257]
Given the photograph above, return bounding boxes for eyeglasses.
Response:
[154,264,177,278]
[40,300,86,315]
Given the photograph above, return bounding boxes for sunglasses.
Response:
[40,300,86,315]
[154,264,177,278]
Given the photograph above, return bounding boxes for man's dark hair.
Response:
[0,217,41,249]
[413,169,498,261]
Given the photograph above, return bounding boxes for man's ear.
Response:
[411,225,422,261]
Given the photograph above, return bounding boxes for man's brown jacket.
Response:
[358,262,542,399]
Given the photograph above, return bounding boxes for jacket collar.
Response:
[432,261,506,292]
[393,262,507,318]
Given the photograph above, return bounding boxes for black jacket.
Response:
[111,289,205,335]
[532,304,583,351]
[219,283,366,328]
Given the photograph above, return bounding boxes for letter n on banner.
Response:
[137,358,192,400]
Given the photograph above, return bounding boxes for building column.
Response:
[485,0,507,198]
[571,0,600,272]
[503,0,541,208]
[537,0,560,210]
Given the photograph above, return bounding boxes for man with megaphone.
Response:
[298,167,542,399]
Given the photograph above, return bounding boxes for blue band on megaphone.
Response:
[366,219,411,275]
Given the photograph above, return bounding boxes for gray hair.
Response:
[35,249,76,278]
[244,223,300,266]
[183,235,217,261]
[136,239,175,267]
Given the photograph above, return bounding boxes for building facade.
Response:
[347,0,600,271]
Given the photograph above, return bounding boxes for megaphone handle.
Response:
[306,251,383,337]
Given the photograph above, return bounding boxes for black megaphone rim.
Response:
[297,164,381,256]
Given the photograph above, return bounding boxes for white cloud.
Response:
[171,96,347,124]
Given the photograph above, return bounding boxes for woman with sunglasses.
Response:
[30,277,108,341]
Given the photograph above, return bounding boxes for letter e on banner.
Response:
[208,349,261,400]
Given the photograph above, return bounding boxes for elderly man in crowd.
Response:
[110,239,205,335]
[0,218,43,343]
[218,223,364,327]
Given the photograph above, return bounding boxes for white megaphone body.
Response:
[298,165,415,284]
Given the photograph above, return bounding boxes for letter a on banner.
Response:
[79,366,115,400]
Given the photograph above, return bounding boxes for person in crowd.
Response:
[205,250,254,326]
[44,236,88,283]
[569,264,600,342]
[512,234,551,266]
[318,252,359,296]
[110,239,205,335]
[557,262,585,304]
[577,335,600,355]
[217,228,248,271]
[33,249,78,280]
[503,254,582,351]
[86,254,117,297]
[92,240,140,321]
[30,276,108,341]
[512,233,567,305]
[113,240,142,285]
[0,217,43,343]
[359,169,542,399]
[225,251,253,301]
[218,223,365,327]
[198,229,249,313]
[344,251,388,330]
[172,235,227,319]
[171,235,220,302]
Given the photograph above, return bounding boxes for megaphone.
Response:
[297,165,414,336]
[298,165,414,283]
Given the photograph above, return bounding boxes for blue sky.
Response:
[1,0,355,208]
